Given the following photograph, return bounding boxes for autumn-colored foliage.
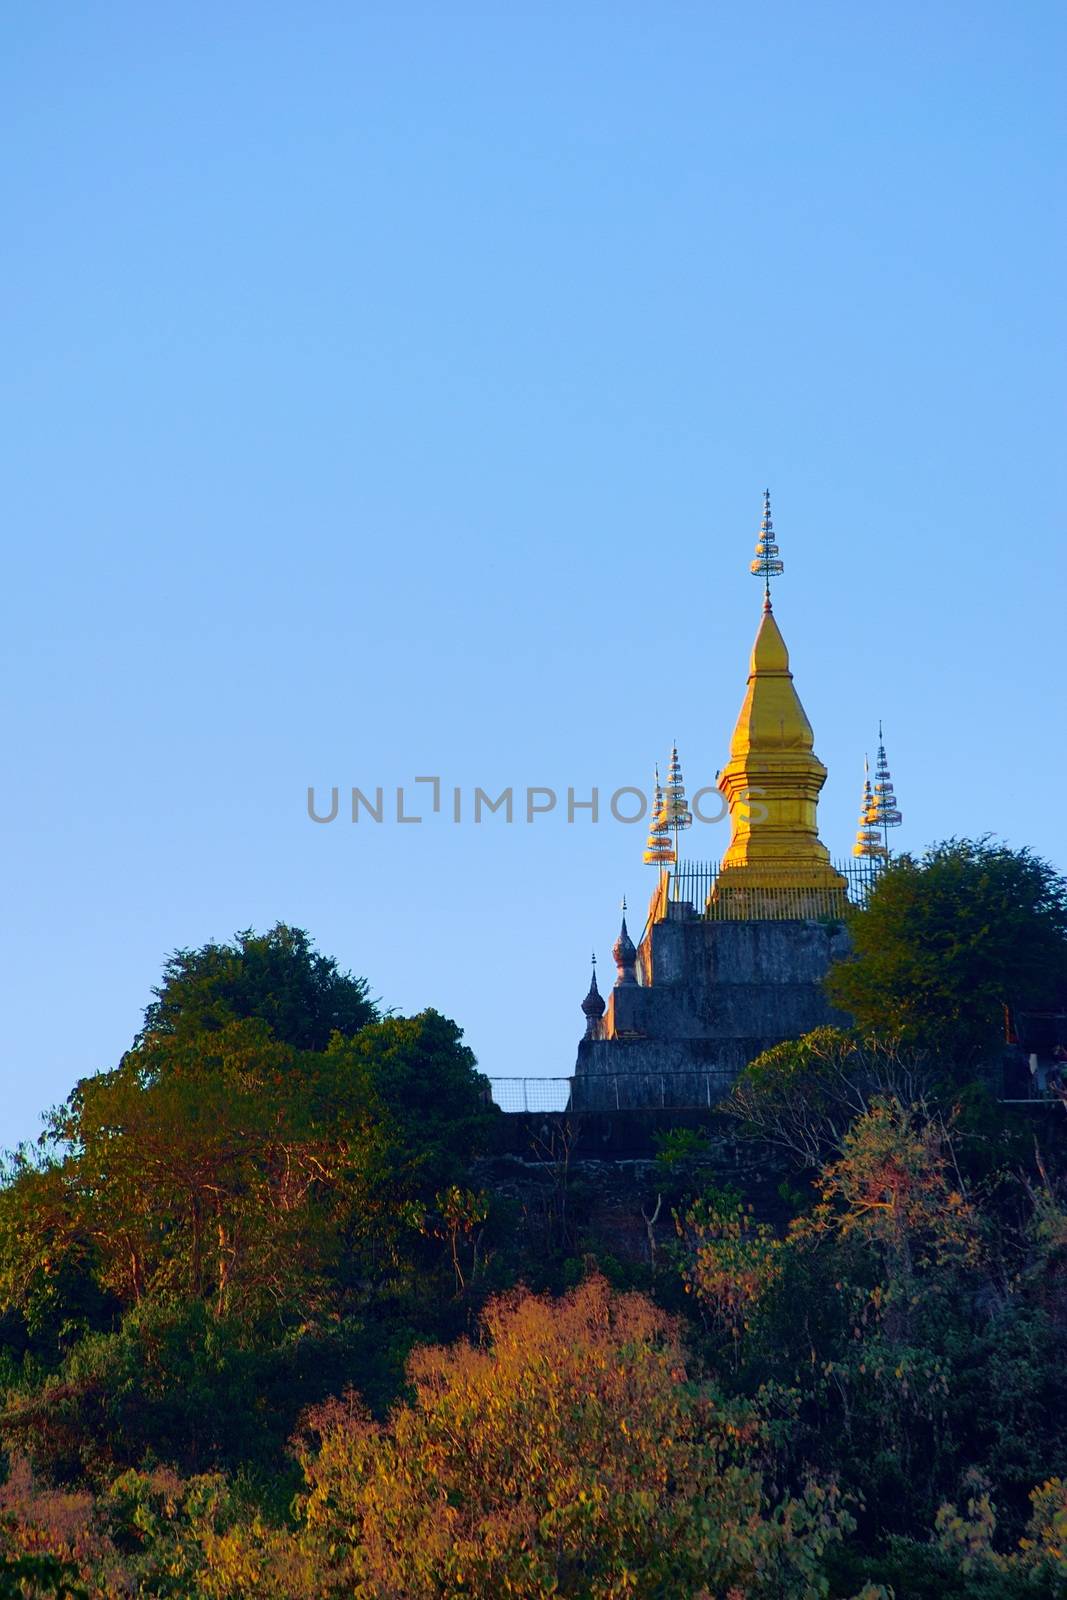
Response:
[0,1280,855,1599]
[292,1276,848,1598]
[678,1192,783,1355]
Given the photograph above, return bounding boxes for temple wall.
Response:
[574,914,850,1112]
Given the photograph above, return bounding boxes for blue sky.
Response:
[2,2,1065,1145]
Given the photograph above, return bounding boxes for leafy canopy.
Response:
[726,1026,931,1168]
[825,838,1067,1064]
[139,923,379,1051]
[0,1011,492,1333]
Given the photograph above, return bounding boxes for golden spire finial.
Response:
[853,755,888,859]
[869,721,902,855]
[644,765,675,866]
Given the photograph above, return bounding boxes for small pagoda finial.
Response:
[870,723,902,855]
[750,487,784,607]
[644,764,675,867]
[853,755,888,859]
[613,902,637,987]
[581,952,606,1038]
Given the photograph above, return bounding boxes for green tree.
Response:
[677,1191,783,1362]
[726,1027,930,1169]
[326,1011,495,1198]
[1,1010,492,1330]
[802,1098,982,1341]
[0,919,494,1484]
[139,924,378,1051]
[681,1089,1067,1549]
[0,1554,86,1600]
[0,1022,389,1322]
[825,839,1067,1066]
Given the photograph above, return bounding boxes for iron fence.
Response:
[489,1071,735,1114]
[488,1078,573,1113]
[664,856,884,921]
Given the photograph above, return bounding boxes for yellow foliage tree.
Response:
[294,1275,851,1600]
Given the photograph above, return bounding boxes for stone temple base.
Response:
[574,913,851,1112]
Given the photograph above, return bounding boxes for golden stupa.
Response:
[711,493,847,919]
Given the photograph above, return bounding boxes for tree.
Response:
[0,1010,493,1332]
[325,1010,497,1197]
[805,1098,982,1338]
[0,1456,284,1600]
[0,1553,86,1600]
[677,1191,783,1360]
[404,1187,490,1293]
[678,1098,1005,1539]
[726,1027,931,1169]
[825,839,1067,1066]
[292,1276,852,1600]
[139,924,378,1051]
[0,935,495,1486]
[12,1021,393,1321]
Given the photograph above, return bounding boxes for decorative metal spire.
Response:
[663,742,693,865]
[749,488,784,604]
[643,765,675,866]
[869,721,902,854]
[581,952,606,1038]
[852,755,888,859]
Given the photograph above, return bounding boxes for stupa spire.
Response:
[643,765,675,867]
[714,492,846,916]
[853,755,888,859]
[869,721,902,854]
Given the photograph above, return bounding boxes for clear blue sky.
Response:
[3,2,1065,1145]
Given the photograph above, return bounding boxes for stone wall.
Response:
[477,1110,795,1267]
[574,913,850,1111]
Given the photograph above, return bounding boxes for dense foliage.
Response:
[825,838,1067,1065]
[3,876,1067,1597]
[139,924,379,1050]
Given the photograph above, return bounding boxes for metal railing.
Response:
[489,1071,735,1114]
[488,1077,573,1113]
[661,856,884,922]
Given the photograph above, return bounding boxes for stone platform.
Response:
[574,912,850,1112]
